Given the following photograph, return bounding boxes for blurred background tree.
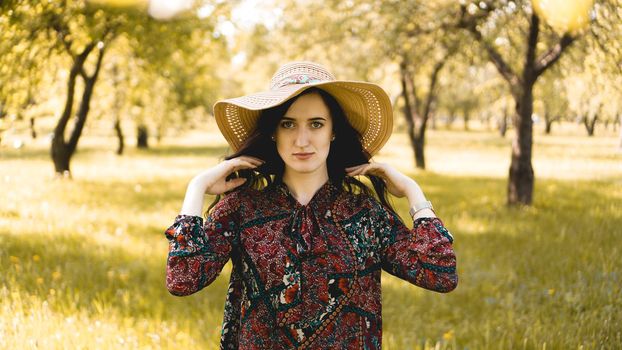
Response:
[457,0,589,205]
[1,0,620,207]
[0,0,230,177]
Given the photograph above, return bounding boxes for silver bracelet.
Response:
[409,200,435,219]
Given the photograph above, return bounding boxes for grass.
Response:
[1,124,621,349]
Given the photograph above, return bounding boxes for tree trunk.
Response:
[413,131,425,168]
[137,125,149,148]
[499,110,508,137]
[114,118,124,155]
[507,89,535,206]
[544,118,553,134]
[400,63,424,169]
[401,83,424,169]
[463,109,470,131]
[111,63,124,155]
[67,75,97,156]
[399,56,447,170]
[30,117,37,139]
[583,114,597,136]
[51,49,85,177]
[543,109,553,135]
[51,42,105,177]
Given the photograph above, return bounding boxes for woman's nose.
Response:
[294,127,309,147]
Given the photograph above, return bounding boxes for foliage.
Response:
[0,0,231,143]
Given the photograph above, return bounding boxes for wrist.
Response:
[189,175,210,192]
[411,207,436,220]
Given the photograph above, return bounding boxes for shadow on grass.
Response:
[1,172,620,348]
[0,229,231,325]
[380,175,621,348]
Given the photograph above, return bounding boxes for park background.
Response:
[1,0,621,349]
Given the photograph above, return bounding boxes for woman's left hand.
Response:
[345,162,419,198]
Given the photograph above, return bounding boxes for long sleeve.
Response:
[164,191,241,296]
[373,200,458,293]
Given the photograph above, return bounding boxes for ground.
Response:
[1,122,620,349]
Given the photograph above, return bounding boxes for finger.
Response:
[347,164,371,177]
[229,159,260,172]
[224,177,247,191]
[227,157,261,171]
[345,163,367,171]
[236,156,265,165]
[350,164,387,178]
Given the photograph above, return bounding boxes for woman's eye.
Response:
[280,121,294,128]
[310,121,323,128]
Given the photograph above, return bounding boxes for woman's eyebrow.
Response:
[282,116,328,121]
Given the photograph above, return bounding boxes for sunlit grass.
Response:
[1,126,621,349]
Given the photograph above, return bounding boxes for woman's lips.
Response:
[293,152,314,160]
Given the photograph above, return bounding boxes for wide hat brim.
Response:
[213,80,393,156]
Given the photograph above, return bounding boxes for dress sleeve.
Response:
[164,191,241,296]
[371,199,458,293]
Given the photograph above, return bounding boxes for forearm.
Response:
[405,182,437,220]
[165,215,230,296]
[378,200,457,293]
[180,180,207,216]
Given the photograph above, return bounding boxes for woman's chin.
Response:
[285,162,325,175]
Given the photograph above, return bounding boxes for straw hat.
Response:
[213,61,393,156]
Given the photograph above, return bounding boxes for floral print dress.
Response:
[164,180,457,349]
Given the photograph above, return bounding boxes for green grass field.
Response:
[1,125,621,349]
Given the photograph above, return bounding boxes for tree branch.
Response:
[457,4,521,92]
[421,58,447,132]
[399,61,415,128]
[534,33,576,77]
[76,42,96,80]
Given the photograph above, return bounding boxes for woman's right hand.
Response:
[190,156,264,195]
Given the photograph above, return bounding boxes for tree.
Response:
[45,2,120,177]
[457,0,591,205]
[4,0,230,175]
[398,33,460,169]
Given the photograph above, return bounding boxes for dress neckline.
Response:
[275,179,337,209]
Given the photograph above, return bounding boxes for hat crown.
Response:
[269,61,336,90]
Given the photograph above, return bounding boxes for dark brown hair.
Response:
[205,87,396,218]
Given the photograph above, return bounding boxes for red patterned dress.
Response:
[164,180,457,349]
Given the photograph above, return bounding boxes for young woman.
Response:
[164,61,457,350]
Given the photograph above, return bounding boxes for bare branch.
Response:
[534,33,575,77]
[457,4,521,91]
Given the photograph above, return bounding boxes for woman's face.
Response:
[275,92,334,179]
